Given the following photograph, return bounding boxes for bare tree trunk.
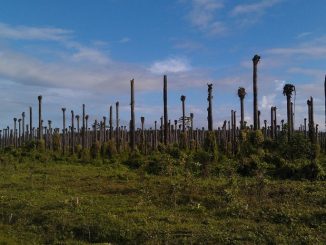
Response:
[291,102,294,135]
[109,106,113,140]
[82,104,86,149]
[240,98,244,130]
[18,119,21,147]
[71,110,75,154]
[29,106,32,141]
[163,75,168,145]
[85,115,89,148]
[38,95,42,140]
[141,117,145,153]
[116,102,120,152]
[252,55,260,130]
[22,112,25,143]
[13,118,17,148]
[304,118,307,138]
[181,95,186,133]
[62,108,66,154]
[207,84,213,131]
[130,79,136,151]
[286,95,292,141]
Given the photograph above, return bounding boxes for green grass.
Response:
[0,161,325,244]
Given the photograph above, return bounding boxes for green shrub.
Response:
[238,154,267,176]
[124,150,144,169]
[166,145,182,159]
[204,131,218,161]
[90,141,101,159]
[249,130,264,146]
[36,139,45,152]
[144,153,172,175]
[52,133,61,151]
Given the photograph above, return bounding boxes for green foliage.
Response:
[275,159,325,180]
[204,131,218,161]
[124,150,144,169]
[179,132,188,150]
[36,139,45,152]
[249,130,264,146]
[144,153,175,176]
[0,161,324,244]
[75,144,82,155]
[107,140,118,157]
[166,145,182,159]
[52,133,61,151]
[90,141,100,159]
[238,154,268,176]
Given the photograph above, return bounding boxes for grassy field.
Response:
[0,160,325,244]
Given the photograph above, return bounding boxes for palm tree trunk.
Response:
[163,75,168,145]
[116,102,120,152]
[287,95,291,141]
[130,79,136,151]
[240,98,244,130]
[38,95,42,140]
[71,110,75,154]
[82,104,86,149]
[29,106,32,140]
[62,108,66,154]
[207,84,213,131]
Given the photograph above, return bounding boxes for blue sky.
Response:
[0,0,325,130]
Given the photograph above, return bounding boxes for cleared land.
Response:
[0,160,325,244]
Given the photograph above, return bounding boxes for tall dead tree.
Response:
[270,107,274,139]
[109,106,113,140]
[13,118,17,147]
[22,112,25,143]
[207,83,213,131]
[130,79,136,151]
[38,95,42,140]
[181,95,186,133]
[71,110,75,154]
[163,75,168,145]
[62,108,66,154]
[29,106,33,140]
[18,119,21,146]
[252,55,260,130]
[283,84,295,141]
[307,97,315,143]
[141,116,145,152]
[190,112,194,141]
[116,102,120,152]
[103,116,107,142]
[237,87,246,130]
[82,104,86,149]
[85,115,89,148]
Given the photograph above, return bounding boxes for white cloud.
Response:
[149,58,191,74]
[267,36,326,58]
[0,22,72,41]
[231,0,282,16]
[172,39,203,52]
[119,37,130,43]
[71,47,110,65]
[274,80,286,91]
[182,0,283,36]
[187,0,226,35]
[296,32,312,39]
[261,94,276,109]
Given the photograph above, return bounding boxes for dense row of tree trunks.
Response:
[1,55,325,154]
